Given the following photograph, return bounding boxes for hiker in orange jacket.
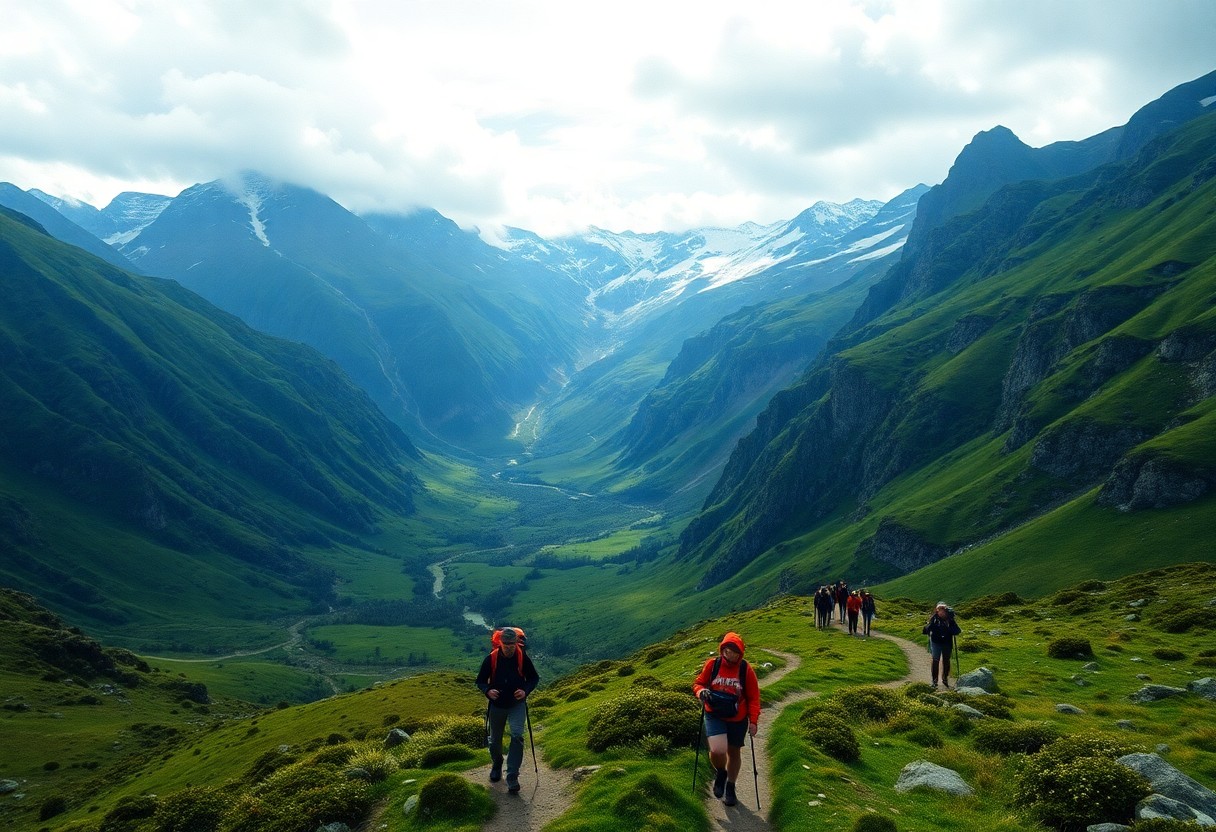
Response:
[692,632,760,807]
[846,591,863,635]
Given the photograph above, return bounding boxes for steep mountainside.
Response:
[0,184,136,271]
[510,187,925,501]
[0,205,420,638]
[679,107,1216,593]
[117,174,587,454]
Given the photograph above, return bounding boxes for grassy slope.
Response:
[10,563,1214,832]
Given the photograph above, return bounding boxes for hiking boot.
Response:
[942,680,951,689]
[507,775,520,794]
[489,762,502,782]
[723,781,737,807]
[930,681,938,689]
[712,767,728,798]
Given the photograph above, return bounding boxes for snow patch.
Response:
[1202,95,1216,108]
[236,190,271,247]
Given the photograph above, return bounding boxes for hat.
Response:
[936,601,949,609]
[498,627,518,644]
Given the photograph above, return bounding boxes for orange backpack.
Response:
[489,627,527,675]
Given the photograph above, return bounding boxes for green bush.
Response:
[243,748,298,784]
[100,795,159,832]
[800,713,860,763]
[586,688,700,752]
[637,734,673,757]
[39,795,68,821]
[152,786,226,832]
[566,690,590,702]
[1046,638,1094,659]
[618,665,636,676]
[904,725,944,748]
[973,721,1060,755]
[1015,753,1149,830]
[1152,648,1185,661]
[420,743,477,768]
[630,675,665,689]
[851,813,898,832]
[417,773,479,820]
[346,744,399,782]
[830,685,906,724]
[1132,819,1208,831]
[959,695,1014,720]
[1153,605,1216,633]
[416,714,486,748]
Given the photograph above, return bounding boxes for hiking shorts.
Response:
[704,714,748,747]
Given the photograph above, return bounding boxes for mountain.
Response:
[0,184,136,271]
[678,98,1216,595]
[112,173,588,454]
[0,204,420,641]
[505,187,925,504]
[28,189,172,245]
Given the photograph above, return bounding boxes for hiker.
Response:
[836,582,849,623]
[693,632,760,808]
[922,602,961,689]
[846,590,862,635]
[475,626,539,793]
[813,587,833,630]
[860,590,876,636]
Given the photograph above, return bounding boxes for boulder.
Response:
[1136,793,1215,826]
[402,795,419,815]
[1118,753,1216,820]
[0,780,18,794]
[955,686,991,697]
[572,765,602,782]
[951,703,986,720]
[1188,677,1216,700]
[1056,704,1085,714]
[1130,684,1187,703]
[1086,825,1131,832]
[1082,662,1100,672]
[316,824,351,832]
[1124,614,1140,621]
[894,760,974,796]
[957,667,995,691]
[384,728,410,748]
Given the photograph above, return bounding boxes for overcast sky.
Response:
[1,1,1213,237]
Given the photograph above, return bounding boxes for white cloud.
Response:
[0,0,1212,235]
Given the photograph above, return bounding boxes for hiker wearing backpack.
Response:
[922,602,962,689]
[475,626,539,793]
[860,590,876,636]
[692,632,760,807]
[846,590,862,635]
[835,582,849,623]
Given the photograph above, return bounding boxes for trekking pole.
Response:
[953,638,962,685]
[525,701,538,774]
[749,730,761,810]
[692,711,705,793]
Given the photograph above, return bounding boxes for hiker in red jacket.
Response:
[846,590,862,635]
[693,632,761,807]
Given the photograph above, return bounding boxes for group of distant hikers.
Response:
[812,580,877,636]
[473,592,961,807]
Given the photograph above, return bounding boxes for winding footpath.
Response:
[457,619,930,832]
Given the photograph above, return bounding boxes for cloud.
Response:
[0,0,1212,235]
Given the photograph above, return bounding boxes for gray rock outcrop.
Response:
[1136,793,1215,825]
[957,667,995,691]
[1086,825,1130,832]
[894,760,974,796]
[1056,703,1085,714]
[1130,684,1187,703]
[384,728,410,748]
[951,703,986,719]
[955,686,990,697]
[1188,677,1216,700]
[1118,753,1216,820]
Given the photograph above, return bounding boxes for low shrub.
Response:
[1014,753,1149,830]
[629,675,665,689]
[346,744,399,781]
[415,714,486,748]
[152,786,226,832]
[972,720,1060,755]
[419,744,477,768]
[39,795,68,821]
[637,734,673,757]
[617,665,636,676]
[100,795,159,832]
[851,813,898,832]
[417,773,480,820]
[586,688,700,752]
[1133,818,1211,831]
[830,686,906,724]
[904,725,944,748]
[530,695,557,707]
[566,690,590,702]
[1046,638,1093,659]
[1153,648,1186,661]
[800,713,860,763]
[1152,605,1216,634]
[960,696,1014,720]
[1196,657,1216,667]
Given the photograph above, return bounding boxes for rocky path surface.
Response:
[455,622,928,832]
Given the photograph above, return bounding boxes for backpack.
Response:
[489,627,527,675]
[704,656,749,719]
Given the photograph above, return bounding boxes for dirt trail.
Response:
[459,622,929,832]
